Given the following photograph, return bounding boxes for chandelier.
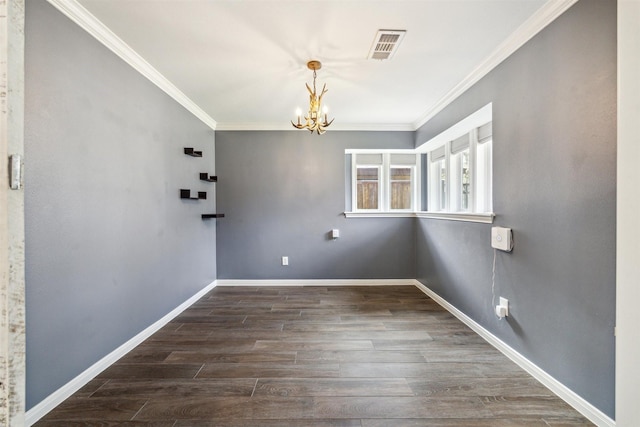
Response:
[291,60,334,135]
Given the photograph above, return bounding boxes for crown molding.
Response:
[46,0,217,131]
[215,122,415,132]
[46,0,577,134]
[412,0,579,131]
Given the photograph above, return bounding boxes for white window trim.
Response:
[344,104,494,223]
[475,136,493,213]
[425,133,492,216]
[389,160,420,212]
[415,103,492,153]
[422,103,493,219]
[429,152,449,212]
[343,211,494,223]
[344,211,418,219]
[414,211,495,224]
[352,163,383,212]
[349,151,419,213]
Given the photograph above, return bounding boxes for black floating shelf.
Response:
[184,147,203,157]
[202,214,225,220]
[200,173,217,182]
[180,189,207,200]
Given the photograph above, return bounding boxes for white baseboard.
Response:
[216,278,417,287]
[413,281,615,427]
[25,280,218,426]
[26,278,614,427]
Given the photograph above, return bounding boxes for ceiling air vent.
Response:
[368,30,406,60]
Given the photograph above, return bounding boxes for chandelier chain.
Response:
[313,69,317,93]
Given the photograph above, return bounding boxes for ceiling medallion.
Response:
[291,60,334,135]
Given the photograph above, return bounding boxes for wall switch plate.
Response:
[331,229,340,239]
[281,256,288,266]
[491,227,513,251]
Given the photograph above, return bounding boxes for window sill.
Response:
[415,212,495,224]
[343,211,417,218]
[344,211,495,223]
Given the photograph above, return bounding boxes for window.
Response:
[350,152,419,213]
[429,146,447,211]
[345,104,492,223]
[388,153,418,211]
[475,122,493,213]
[356,166,380,210]
[460,149,471,211]
[390,167,412,210]
[426,121,492,215]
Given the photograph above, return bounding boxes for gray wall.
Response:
[23,0,616,419]
[215,131,415,280]
[415,0,616,417]
[24,0,217,409]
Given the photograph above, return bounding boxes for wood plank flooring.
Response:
[35,285,594,426]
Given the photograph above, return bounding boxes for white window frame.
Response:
[388,154,419,212]
[428,149,448,212]
[347,151,420,216]
[425,132,492,215]
[345,104,493,223]
[474,132,493,214]
[454,147,472,212]
[420,104,494,223]
[353,163,383,212]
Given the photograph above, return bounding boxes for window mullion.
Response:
[351,156,358,212]
[469,129,477,213]
[486,141,493,212]
[382,153,389,212]
[427,153,433,211]
[444,142,451,212]
[414,160,421,212]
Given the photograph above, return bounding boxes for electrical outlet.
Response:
[281,256,289,266]
[499,297,509,316]
[495,297,509,318]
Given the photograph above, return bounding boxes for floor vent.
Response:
[368,30,406,60]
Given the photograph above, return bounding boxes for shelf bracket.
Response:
[180,189,206,200]
[202,213,225,219]
[199,173,217,182]
[184,147,203,157]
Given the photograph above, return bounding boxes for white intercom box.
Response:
[491,227,513,252]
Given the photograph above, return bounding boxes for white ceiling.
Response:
[70,0,552,131]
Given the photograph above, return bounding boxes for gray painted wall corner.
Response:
[415,0,616,417]
[24,0,216,409]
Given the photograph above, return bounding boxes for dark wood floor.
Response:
[35,285,593,426]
